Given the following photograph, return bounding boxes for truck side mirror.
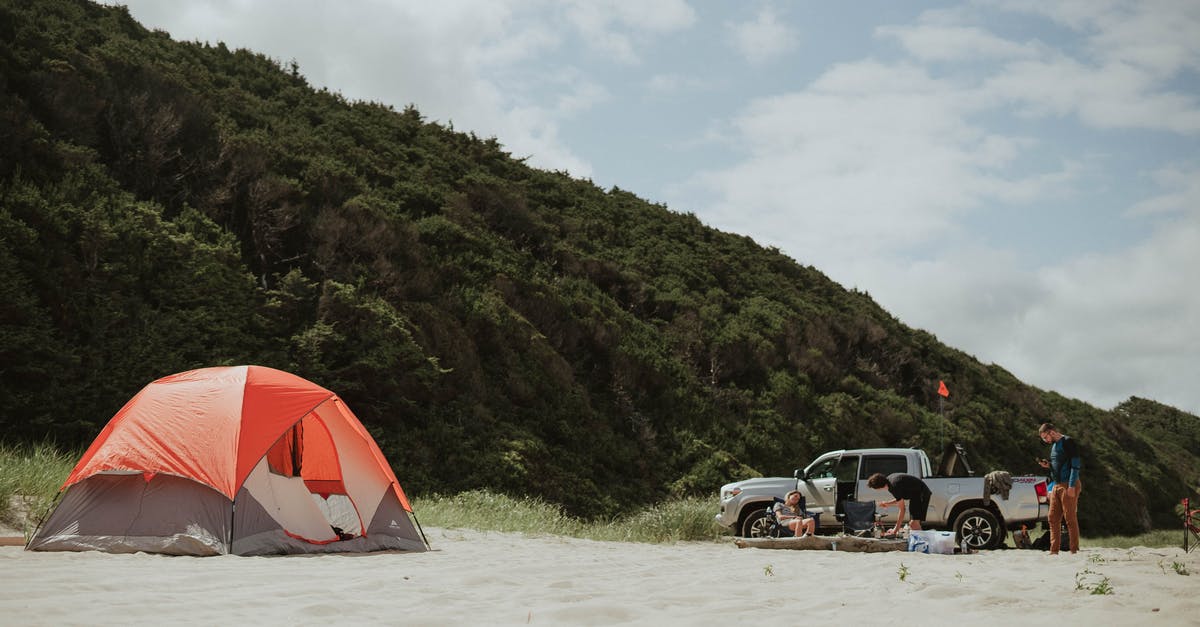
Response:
[794,468,807,481]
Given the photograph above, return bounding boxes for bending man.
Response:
[868,472,932,535]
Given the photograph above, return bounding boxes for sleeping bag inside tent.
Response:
[27,365,427,556]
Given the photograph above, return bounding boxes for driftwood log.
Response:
[734,534,908,552]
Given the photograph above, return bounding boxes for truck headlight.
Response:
[721,487,742,500]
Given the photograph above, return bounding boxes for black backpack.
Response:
[1031,527,1073,551]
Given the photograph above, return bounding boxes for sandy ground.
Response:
[1,527,1197,625]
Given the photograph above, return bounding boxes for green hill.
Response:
[1,0,1196,534]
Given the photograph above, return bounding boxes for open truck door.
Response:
[797,452,861,522]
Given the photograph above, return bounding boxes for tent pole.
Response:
[25,490,65,549]
[228,500,236,555]
[411,511,431,550]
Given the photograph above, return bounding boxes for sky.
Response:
[107,0,1200,416]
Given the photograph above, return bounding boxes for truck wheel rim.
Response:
[748,518,772,538]
[961,515,994,547]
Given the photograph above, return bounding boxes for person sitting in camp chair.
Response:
[774,490,816,538]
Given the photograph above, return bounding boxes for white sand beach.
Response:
[2,527,1197,626]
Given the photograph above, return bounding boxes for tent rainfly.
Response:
[28,365,427,556]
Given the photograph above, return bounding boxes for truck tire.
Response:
[954,507,1002,550]
[741,509,774,538]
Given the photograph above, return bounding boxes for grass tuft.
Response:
[0,441,78,535]
[1074,568,1115,595]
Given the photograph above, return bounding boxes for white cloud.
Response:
[971,0,1200,133]
[687,61,1062,273]
[877,23,1040,62]
[563,0,696,64]
[983,57,1200,133]
[645,73,711,95]
[1128,163,1200,217]
[858,244,1049,365]
[994,0,1200,77]
[565,0,697,32]
[1018,209,1200,411]
[879,3,1200,133]
[727,7,798,66]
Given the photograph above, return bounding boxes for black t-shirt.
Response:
[887,473,931,500]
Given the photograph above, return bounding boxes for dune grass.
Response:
[1077,529,1190,550]
[411,490,730,543]
[0,442,77,534]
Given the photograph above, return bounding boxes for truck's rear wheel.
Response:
[741,510,774,538]
[954,508,1002,550]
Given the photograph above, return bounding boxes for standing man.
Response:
[868,472,932,535]
[1038,422,1082,555]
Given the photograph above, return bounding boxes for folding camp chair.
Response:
[841,500,880,537]
[764,497,794,538]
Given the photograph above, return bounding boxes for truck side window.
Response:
[807,457,839,479]
[860,455,907,479]
[835,455,860,482]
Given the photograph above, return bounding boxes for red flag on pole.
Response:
[937,380,949,397]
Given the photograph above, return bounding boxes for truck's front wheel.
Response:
[741,509,774,538]
[954,508,1002,550]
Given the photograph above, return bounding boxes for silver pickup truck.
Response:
[715,444,1048,549]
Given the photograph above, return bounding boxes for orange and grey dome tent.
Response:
[28,365,428,556]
